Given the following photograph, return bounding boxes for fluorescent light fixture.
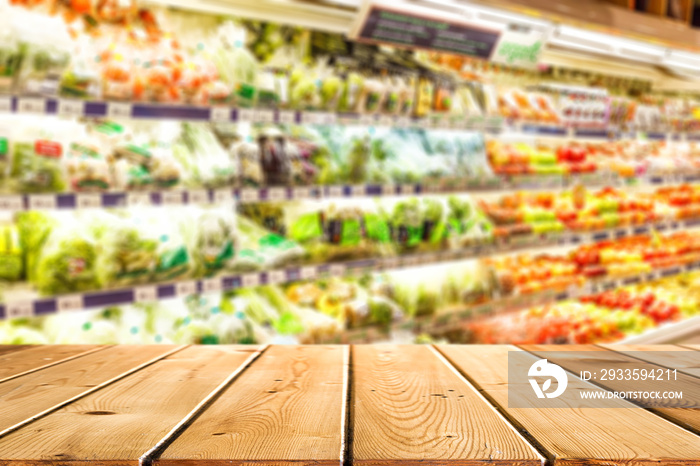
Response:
[470,6,551,32]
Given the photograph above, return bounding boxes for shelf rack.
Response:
[2,216,698,320]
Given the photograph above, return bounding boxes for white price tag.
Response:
[239,188,259,203]
[327,185,344,198]
[381,185,396,195]
[267,269,286,285]
[76,193,101,209]
[422,253,438,265]
[378,115,393,127]
[210,106,231,122]
[351,185,365,197]
[202,278,222,293]
[237,108,255,122]
[300,266,317,280]
[0,196,23,211]
[161,191,184,205]
[56,294,84,313]
[383,257,399,269]
[402,255,420,267]
[256,109,275,123]
[28,195,56,210]
[134,286,158,303]
[359,114,375,126]
[126,192,151,206]
[188,190,209,205]
[241,273,260,288]
[58,99,85,117]
[396,116,410,128]
[17,98,45,114]
[107,102,132,119]
[278,111,295,124]
[213,189,234,204]
[6,300,33,318]
[0,97,11,113]
[321,112,337,125]
[267,187,286,201]
[329,264,345,277]
[175,280,197,297]
[292,187,311,199]
[400,184,414,195]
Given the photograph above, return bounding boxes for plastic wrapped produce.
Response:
[14,10,71,96]
[34,213,100,295]
[9,116,77,193]
[213,22,258,108]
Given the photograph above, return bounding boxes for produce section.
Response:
[0,0,699,346]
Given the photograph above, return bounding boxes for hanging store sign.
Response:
[350,2,501,60]
[491,27,544,69]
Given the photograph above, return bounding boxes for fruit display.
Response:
[468,271,700,344]
[487,139,700,179]
[482,186,658,237]
[489,230,700,295]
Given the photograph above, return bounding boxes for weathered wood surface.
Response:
[351,345,543,465]
[0,345,699,466]
[439,344,700,466]
[0,346,260,466]
[0,345,180,433]
[157,345,347,466]
[0,345,102,382]
[522,344,700,435]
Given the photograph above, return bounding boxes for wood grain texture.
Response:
[522,344,700,436]
[0,345,179,433]
[0,346,30,357]
[0,346,260,466]
[157,345,347,466]
[351,345,542,466]
[0,345,102,382]
[599,344,700,378]
[439,345,700,466]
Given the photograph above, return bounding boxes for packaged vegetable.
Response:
[0,223,22,281]
[9,117,76,193]
[213,22,258,108]
[35,214,100,295]
[93,211,159,288]
[14,11,71,97]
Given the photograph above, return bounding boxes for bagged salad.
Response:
[34,212,100,295]
[9,116,77,193]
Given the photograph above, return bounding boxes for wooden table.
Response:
[0,344,699,465]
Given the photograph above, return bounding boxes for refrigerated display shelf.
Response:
[318,259,700,345]
[3,95,691,140]
[619,315,700,344]
[3,174,699,211]
[3,218,697,322]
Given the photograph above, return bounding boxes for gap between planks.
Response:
[432,345,552,466]
[0,345,188,440]
[139,344,269,466]
[0,345,108,384]
[517,344,700,438]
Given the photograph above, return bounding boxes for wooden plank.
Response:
[598,344,700,378]
[351,345,542,466]
[0,346,261,466]
[439,345,700,466]
[0,345,181,434]
[522,344,700,436]
[0,345,103,382]
[0,346,30,357]
[157,345,347,466]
